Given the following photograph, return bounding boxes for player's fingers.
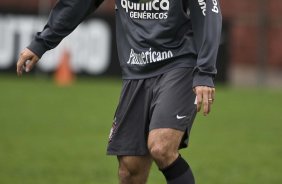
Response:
[196,88,203,112]
[208,88,214,104]
[203,88,210,116]
[17,49,39,76]
[16,54,29,76]
[25,56,38,72]
[211,88,215,103]
[207,89,213,113]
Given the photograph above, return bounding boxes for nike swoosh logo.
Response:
[176,115,187,119]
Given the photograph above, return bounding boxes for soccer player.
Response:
[17,0,222,183]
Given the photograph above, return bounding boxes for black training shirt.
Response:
[28,0,222,87]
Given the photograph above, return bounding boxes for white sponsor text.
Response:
[121,0,170,20]
[197,0,219,16]
[127,48,173,65]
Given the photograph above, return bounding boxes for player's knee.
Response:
[118,162,140,180]
[149,143,174,162]
[118,166,132,181]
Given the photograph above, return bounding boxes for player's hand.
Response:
[16,48,40,76]
[193,86,215,116]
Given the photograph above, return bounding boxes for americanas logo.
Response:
[127,48,173,65]
[121,0,170,20]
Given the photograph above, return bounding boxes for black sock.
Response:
[160,155,195,184]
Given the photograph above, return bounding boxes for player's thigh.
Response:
[147,128,185,168]
[148,128,184,154]
[149,68,196,151]
[149,68,196,132]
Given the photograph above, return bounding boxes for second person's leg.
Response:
[118,155,152,184]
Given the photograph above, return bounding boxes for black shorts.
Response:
[107,68,197,156]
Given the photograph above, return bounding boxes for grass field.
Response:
[0,75,282,184]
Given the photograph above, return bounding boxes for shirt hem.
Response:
[122,64,196,80]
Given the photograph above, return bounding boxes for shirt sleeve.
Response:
[27,0,104,58]
[188,0,222,88]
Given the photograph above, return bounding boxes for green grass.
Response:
[0,75,282,184]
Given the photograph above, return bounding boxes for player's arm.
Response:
[189,0,222,115]
[17,0,104,76]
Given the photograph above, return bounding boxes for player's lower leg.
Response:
[160,154,195,184]
[148,128,195,184]
[117,155,152,184]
